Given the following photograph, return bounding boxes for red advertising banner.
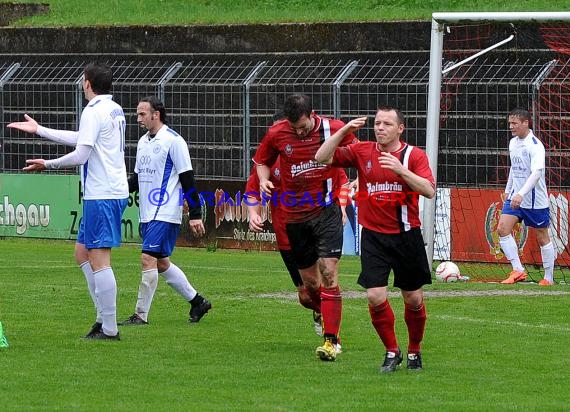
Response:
[450,188,570,266]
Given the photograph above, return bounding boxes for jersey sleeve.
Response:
[171,134,193,174]
[410,147,436,187]
[253,131,279,167]
[529,141,546,171]
[76,106,100,147]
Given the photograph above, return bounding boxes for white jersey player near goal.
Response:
[497,108,555,286]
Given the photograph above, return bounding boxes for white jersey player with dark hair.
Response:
[498,107,555,286]
[8,62,129,340]
[118,96,211,326]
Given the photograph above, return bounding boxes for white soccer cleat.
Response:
[312,311,323,337]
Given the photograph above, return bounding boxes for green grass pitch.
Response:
[0,238,568,411]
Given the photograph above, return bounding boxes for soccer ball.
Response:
[435,261,461,283]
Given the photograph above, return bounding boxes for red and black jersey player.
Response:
[253,94,357,361]
[245,158,349,339]
[315,106,436,373]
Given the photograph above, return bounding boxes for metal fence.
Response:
[0,54,568,188]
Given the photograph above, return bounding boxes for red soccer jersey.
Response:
[245,158,349,250]
[253,115,357,223]
[332,141,435,234]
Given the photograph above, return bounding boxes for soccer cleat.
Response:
[407,352,423,370]
[500,270,528,284]
[118,313,148,326]
[85,331,121,341]
[84,322,103,338]
[380,349,403,373]
[312,311,323,336]
[189,299,212,323]
[315,337,337,361]
[538,279,554,286]
[334,343,342,354]
[334,336,343,354]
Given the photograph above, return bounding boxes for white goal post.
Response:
[423,11,570,265]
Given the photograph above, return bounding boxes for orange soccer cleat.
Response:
[500,270,528,284]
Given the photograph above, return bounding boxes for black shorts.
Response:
[279,249,303,287]
[358,227,432,291]
[286,204,343,270]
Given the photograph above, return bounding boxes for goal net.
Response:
[425,12,570,283]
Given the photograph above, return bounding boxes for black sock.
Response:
[324,333,338,344]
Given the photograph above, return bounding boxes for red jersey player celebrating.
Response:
[253,94,357,361]
[315,106,436,373]
[245,159,349,338]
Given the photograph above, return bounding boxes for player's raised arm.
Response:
[8,113,79,146]
[315,116,367,164]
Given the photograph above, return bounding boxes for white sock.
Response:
[135,269,158,322]
[499,235,525,272]
[160,263,197,302]
[94,267,118,336]
[540,242,555,282]
[80,261,101,323]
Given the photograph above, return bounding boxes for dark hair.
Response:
[377,105,405,125]
[140,96,167,124]
[283,94,312,123]
[84,62,113,95]
[509,107,531,122]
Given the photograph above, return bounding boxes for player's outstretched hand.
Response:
[23,159,46,172]
[7,114,39,135]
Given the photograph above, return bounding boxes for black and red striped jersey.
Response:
[332,141,435,234]
[253,114,356,223]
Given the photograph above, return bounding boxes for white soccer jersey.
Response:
[135,124,193,224]
[506,130,549,209]
[78,95,129,200]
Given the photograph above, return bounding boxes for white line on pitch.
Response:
[433,314,570,332]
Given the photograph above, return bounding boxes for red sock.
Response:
[404,301,427,354]
[369,300,398,352]
[320,286,342,338]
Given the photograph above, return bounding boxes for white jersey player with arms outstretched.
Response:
[8,62,129,339]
